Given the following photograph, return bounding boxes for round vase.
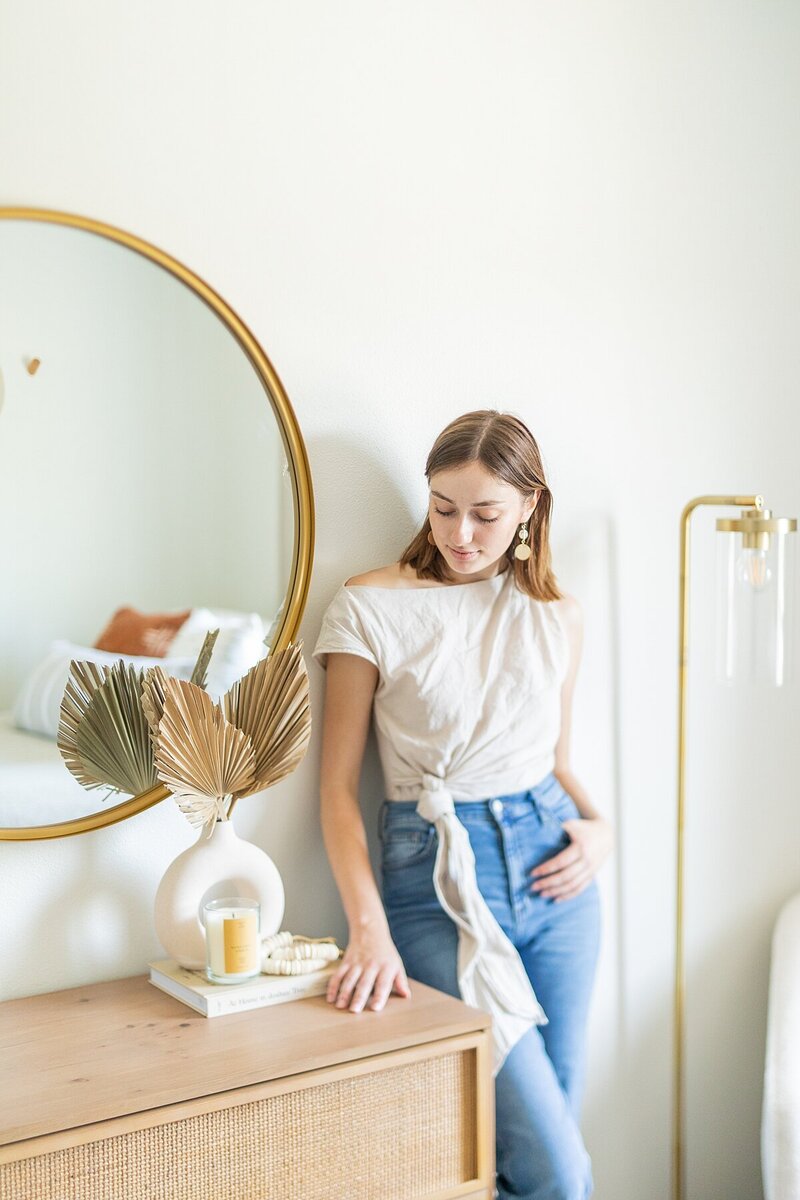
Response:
[154,818,285,969]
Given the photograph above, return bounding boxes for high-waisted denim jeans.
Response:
[379,772,600,1200]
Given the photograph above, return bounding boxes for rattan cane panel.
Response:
[1,1049,476,1200]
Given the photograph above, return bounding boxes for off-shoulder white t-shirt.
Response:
[312,567,569,803]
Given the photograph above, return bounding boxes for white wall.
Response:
[2,5,800,1197]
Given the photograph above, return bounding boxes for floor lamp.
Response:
[674,494,797,1200]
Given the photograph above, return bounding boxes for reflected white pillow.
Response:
[12,641,196,741]
[168,609,268,697]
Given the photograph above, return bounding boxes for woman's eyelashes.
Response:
[433,507,500,525]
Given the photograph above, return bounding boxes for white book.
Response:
[149,958,334,1017]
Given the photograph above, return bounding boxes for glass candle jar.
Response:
[203,896,261,984]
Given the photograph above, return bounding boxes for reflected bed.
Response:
[0,713,105,827]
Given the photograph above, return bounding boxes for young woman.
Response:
[312,410,612,1200]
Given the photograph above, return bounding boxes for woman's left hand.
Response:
[530,817,613,902]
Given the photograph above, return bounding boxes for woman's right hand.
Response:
[326,927,411,1014]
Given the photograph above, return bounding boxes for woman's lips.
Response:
[449,548,478,560]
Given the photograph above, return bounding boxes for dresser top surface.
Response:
[0,973,490,1145]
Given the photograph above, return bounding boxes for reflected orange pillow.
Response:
[94,607,191,658]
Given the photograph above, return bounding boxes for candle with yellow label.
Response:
[203,897,261,983]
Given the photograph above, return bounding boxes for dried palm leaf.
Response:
[58,661,158,795]
[58,660,108,788]
[189,628,220,690]
[141,665,168,743]
[154,677,256,828]
[143,666,209,821]
[221,641,311,799]
[142,630,220,743]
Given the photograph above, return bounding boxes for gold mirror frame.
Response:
[0,207,315,841]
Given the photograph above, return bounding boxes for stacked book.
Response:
[149,958,335,1017]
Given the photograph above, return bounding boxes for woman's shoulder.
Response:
[550,592,581,622]
[547,592,582,643]
[344,562,426,590]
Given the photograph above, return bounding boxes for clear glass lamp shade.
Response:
[715,522,796,686]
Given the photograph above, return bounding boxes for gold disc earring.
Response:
[427,530,436,546]
[514,523,532,561]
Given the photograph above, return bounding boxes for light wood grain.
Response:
[474,1027,496,1184]
[0,1034,483,1165]
[0,974,490,1145]
[1,1046,483,1199]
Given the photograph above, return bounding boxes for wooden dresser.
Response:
[0,974,494,1200]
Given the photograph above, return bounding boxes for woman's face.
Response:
[428,461,538,582]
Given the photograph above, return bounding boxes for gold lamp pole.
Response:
[674,494,797,1200]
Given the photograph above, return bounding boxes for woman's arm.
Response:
[319,651,411,1012]
[529,595,613,901]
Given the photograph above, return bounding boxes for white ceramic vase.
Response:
[154,818,285,969]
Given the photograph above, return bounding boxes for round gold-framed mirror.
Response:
[0,207,314,841]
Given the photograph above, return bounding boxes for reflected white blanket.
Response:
[0,712,103,827]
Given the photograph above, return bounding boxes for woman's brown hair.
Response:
[399,410,562,601]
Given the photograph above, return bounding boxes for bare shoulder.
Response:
[344,562,409,589]
[552,592,583,634]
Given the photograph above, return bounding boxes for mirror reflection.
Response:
[0,220,294,830]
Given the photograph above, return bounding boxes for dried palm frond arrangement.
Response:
[57,633,311,832]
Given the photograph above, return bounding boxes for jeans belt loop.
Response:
[528,789,545,824]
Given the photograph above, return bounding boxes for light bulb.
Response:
[736,547,772,591]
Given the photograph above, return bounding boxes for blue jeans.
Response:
[379,772,600,1200]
